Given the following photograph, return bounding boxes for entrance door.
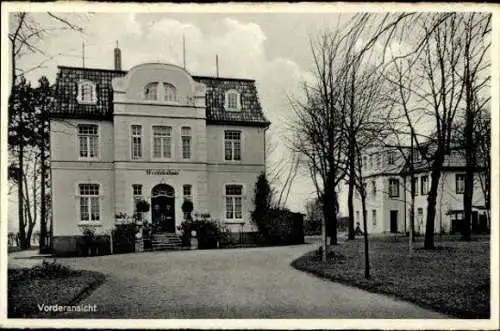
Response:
[390,210,398,233]
[151,184,175,233]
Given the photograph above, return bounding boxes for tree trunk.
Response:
[424,154,444,249]
[462,73,474,241]
[40,113,49,253]
[361,193,370,279]
[347,142,356,240]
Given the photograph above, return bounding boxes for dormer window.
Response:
[144,82,159,100]
[225,90,241,111]
[76,80,97,104]
[163,83,177,102]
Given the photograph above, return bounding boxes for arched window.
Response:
[163,83,177,102]
[77,80,97,104]
[144,82,159,100]
[224,89,241,111]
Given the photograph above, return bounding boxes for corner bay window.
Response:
[225,185,243,220]
[224,130,241,161]
[79,184,100,222]
[389,178,400,198]
[78,124,98,159]
[131,125,142,159]
[153,126,172,158]
[181,127,192,159]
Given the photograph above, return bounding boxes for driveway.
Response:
[14,242,445,319]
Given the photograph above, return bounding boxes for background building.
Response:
[351,144,488,235]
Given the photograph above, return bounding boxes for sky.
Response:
[7,11,361,231]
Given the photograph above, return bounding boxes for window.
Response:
[76,80,97,104]
[152,126,172,158]
[144,82,159,100]
[181,127,192,159]
[164,83,177,102]
[417,207,424,224]
[225,185,243,220]
[420,176,428,195]
[183,184,192,201]
[387,150,396,165]
[456,174,465,194]
[131,125,142,160]
[224,130,241,161]
[362,156,367,170]
[376,152,381,168]
[355,211,360,223]
[389,178,400,198]
[79,184,100,222]
[368,155,372,169]
[225,90,241,111]
[372,209,377,226]
[372,180,377,198]
[78,124,98,159]
[132,184,143,221]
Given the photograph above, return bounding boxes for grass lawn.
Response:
[292,234,490,318]
[8,262,105,318]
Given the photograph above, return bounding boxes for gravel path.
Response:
[18,243,446,318]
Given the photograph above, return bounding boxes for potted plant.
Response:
[115,212,128,224]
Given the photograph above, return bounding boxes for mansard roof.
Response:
[52,66,270,127]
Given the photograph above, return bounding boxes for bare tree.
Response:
[291,30,349,247]
[8,12,85,250]
[459,13,491,240]
[384,14,469,249]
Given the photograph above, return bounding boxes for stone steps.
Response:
[151,233,183,251]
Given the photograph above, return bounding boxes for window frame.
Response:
[130,124,143,160]
[77,183,101,225]
[76,80,97,105]
[387,150,396,165]
[420,175,428,196]
[144,82,159,101]
[163,83,177,103]
[183,184,193,201]
[224,184,244,222]
[77,124,99,161]
[371,180,377,198]
[389,178,400,198]
[181,126,192,160]
[132,184,143,221]
[456,174,465,194]
[151,125,173,160]
[372,209,377,226]
[225,89,241,111]
[224,130,242,162]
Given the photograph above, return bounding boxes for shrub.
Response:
[177,214,230,249]
[30,259,73,278]
[258,208,305,245]
[113,223,138,253]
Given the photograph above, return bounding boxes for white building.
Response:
[49,48,270,254]
[351,144,488,235]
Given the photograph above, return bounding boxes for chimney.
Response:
[114,41,121,71]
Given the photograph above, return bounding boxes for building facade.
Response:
[49,52,270,253]
[351,144,488,235]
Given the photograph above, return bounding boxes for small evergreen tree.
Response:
[251,172,272,236]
